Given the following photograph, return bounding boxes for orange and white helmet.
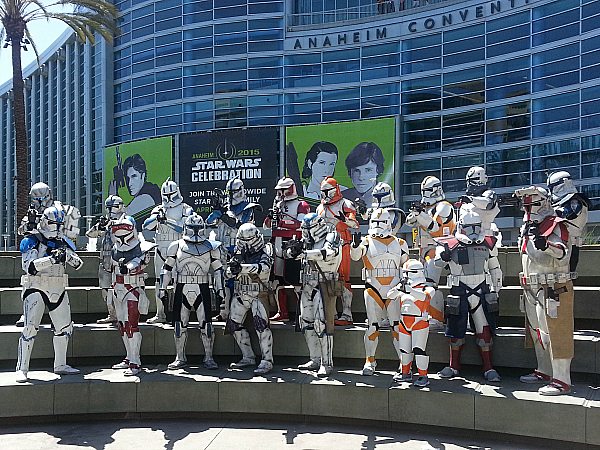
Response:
[368,208,393,238]
[320,177,342,204]
[403,259,427,286]
[421,176,444,206]
[275,177,298,201]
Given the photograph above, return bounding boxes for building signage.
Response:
[178,128,279,219]
[288,0,531,50]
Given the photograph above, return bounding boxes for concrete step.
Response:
[0,363,598,445]
[0,323,598,374]
[2,284,599,323]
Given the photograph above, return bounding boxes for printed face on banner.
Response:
[103,136,173,228]
[178,128,279,220]
[285,117,396,208]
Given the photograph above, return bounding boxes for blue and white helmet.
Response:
[38,206,65,239]
[226,178,246,206]
[301,212,329,242]
[105,195,125,220]
[30,182,53,211]
[161,178,183,208]
[183,213,206,243]
[371,182,395,209]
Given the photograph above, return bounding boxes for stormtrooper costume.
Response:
[406,176,455,323]
[16,206,83,382]
[316,177,359,325]
[207,178,260,320]
[388,260,435,387]
[458,166,503,293]
[159,214,224,370]
[263,177,310,322]
[110,216,154,376]
[515,186,575,395]
[547,171,588,272]
[85,195,125,324]
[287,213,342,378]
[225,223,274,375]
[356,182,404,235]
[350,208,409,377]
[143,179,193,324]
[16,182,81,327]
[434,209,502,382]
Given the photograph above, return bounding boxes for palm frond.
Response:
[23,24,42,68]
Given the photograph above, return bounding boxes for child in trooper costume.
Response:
[434,209,502,383]
[110,215,154,376]
[159,213,225,370]
[225,223,274,375]
[286,212,342,378]
[316,177,359,326]
[350,208,409,377]
[17,205,83,382]
[406,176,455,325]
[388,259,435,387]
[143,179,193,324]
[86,195,126,324]
[515,186,576,395]
[263,177,310,322]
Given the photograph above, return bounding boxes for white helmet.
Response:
[466,166,488,189]
[421,176,444,206]
[161,178,183,207]
[403,259,427,286]
[301,212,329,243]
[371,182,395,208]
[368,208,393,238]
[275,177,298,201]
[515,186,552,223]
[105,195,125,220]
[30,182,53,211]
[226,178,246,206]
[547,171,577,206]
[183,213,206,243]
[38,206,65,239]
[236,223,264,253]
[110,216,139,251]
[456,208,484,244]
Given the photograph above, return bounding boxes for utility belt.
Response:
[234,281,264,293]
[447,274,486,288]
[302,270,339,283]
[446,280,498,315]
[114,274,146,285]
[21,274,68,286]
[362,267,399,280]
[519,272,577,289]
[156,231,181,242]
[176,274,210,284]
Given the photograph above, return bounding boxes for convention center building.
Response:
[1,0,599,245]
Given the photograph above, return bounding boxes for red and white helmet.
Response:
[275,177,298,201]
[516,186,552,223]
[320,177,342,205]
[110,216,140,251]
[421,176,445,206]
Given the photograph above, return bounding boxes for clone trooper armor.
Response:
[547,171,588,272]
[356,183,405,235]
[159,214,224,370]
[18,182,81,240]
[264,177,310,322]
[516,186,575,395]
[434,209,502,382]
[388,260,435,387]
[143,179,193,324]
[16,206,83,382]
[86,195,125,324]
[225,223,274,375]
[350,208,409,377]
[406,176,455,323]
[316,177,359,325]
[287,213,342,378]
[110,216,154,376]
[207,178,260,320]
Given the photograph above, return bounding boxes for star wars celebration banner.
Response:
[285,117,396,209]
[178,128,279,220]
[103,136,173,229]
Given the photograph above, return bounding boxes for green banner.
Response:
[285,117,396,208]
[103,136,173,227]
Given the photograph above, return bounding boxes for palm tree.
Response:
[0,0,118,242]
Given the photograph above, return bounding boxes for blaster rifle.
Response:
[227,249,244,276]
[283,235,304,259]
[409,201,425,213]
[497,193,520,208]
[26,207,40,231]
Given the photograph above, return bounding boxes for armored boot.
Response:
[298,329,321,370]
[124,332,142,376]
[53,325,79,375]
[230,329,256,368]
[201,326,218,370]
[169,324,187,369]
[113,334,131,369]
[317,334,334,378]
[16,333,36,382]
[147,282,167,324]
[335,286,353,325]
[254,328,274,375]
[270,288,289,322]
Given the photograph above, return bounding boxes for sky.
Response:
[0,16,70,85]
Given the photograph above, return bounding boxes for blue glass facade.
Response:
[1,0,600,241]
